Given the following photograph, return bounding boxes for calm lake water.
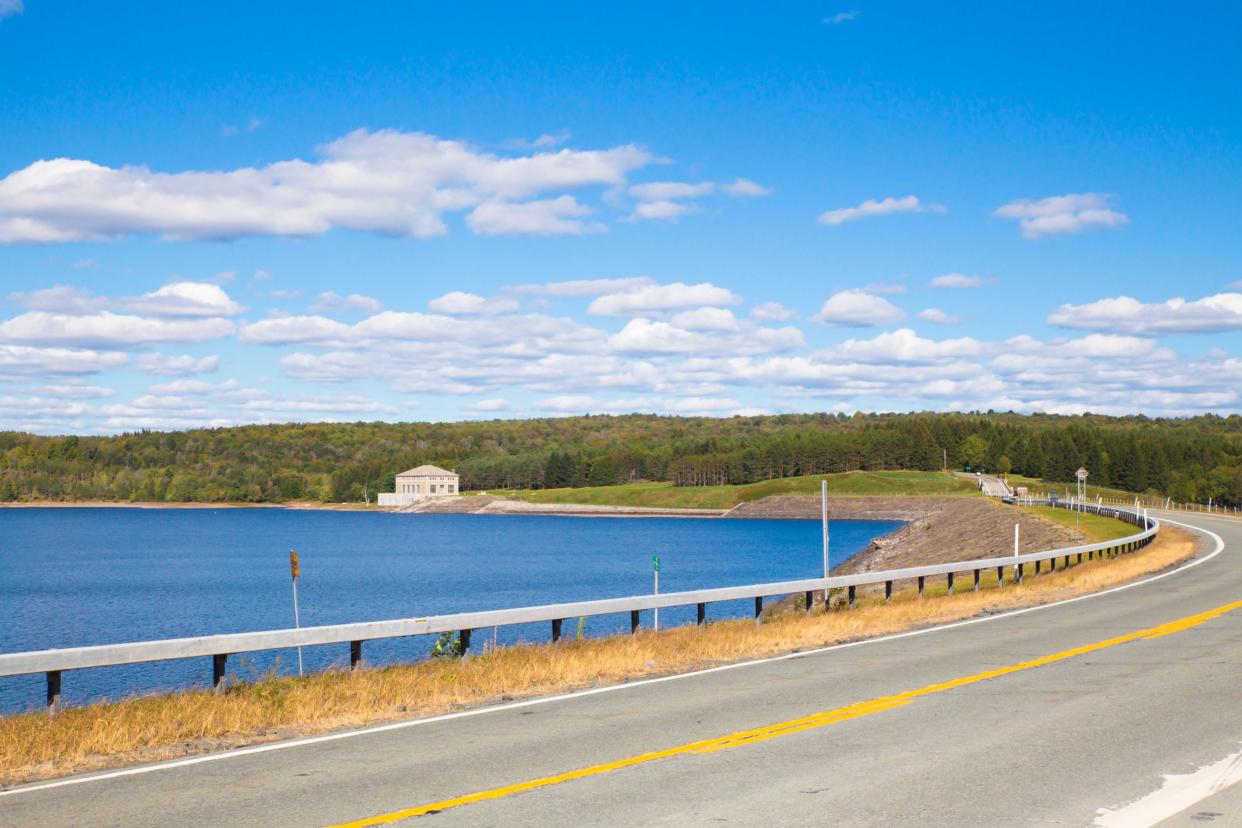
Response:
[0,508,901,712]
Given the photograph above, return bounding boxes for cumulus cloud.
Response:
[626,200,699,222]
[310,291,384,314]
[0,129,654,242]
[138,353,221,376]
[517,276,656,298]
[918,308,961,324]
[818,195,944,226]
[750,301,795,322]
[467,195,602,236]
[626,177,770,221]
[587,281,741,317]
[427,291,520,316]
[811,290,905,326]
[823,10,859,24]
[994,193,1128,239]
[0,344,126,380]
[929,273,994,289]
[0,312,235,347]
[721,178,772,197]
[1048,293,1242,336]
[10,281,243,317]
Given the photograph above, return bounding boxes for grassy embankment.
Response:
[1006,473,1143,502]
[0,518,1192,788]
[497,470,979,510]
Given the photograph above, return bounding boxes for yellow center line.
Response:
[330,598,1242,827]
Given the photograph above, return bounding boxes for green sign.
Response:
[652,555,660,572]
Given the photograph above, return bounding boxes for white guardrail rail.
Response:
[1,500,1157,715]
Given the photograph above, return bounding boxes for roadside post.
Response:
[652,555,660,632]
[1013,523,1020,582]
[1076,468,1089,531]
[289,550,304,676]
[821,479,830,606]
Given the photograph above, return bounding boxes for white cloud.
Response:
[823,10,859,24]
[918,308,961,324]
[811,290,905,327]
[993,193,1128,239]
[0,344,126,379]
[427,291,520,316]
[930,273,994,289]
[10,281,243,317]
[310,291,384,314]
[0,312,235,347]
[721,178,772,198]
[627,200,698,222]
[465,397,512,413]
[0,129,654,242]
[127,282,244,317]
[669,307,741,331]
[138,353,220,376]
[818,195,944,226]
[587,281,741,317]
[0,0,22,20]
[750,301,795,322]
[518,276,656,298]
[824,328,983,363]
[467,195,602,236]
[1047,293,1242,335]
[608,317,801,356]
[629,181,716,201]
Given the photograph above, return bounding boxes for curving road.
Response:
[4,510,1242,827]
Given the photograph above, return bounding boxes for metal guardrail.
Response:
[0,501,1158,715]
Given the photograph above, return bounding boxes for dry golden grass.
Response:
[0,526,1196,788]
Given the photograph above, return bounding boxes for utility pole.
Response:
[289,550,304,676]
[821,479,830,605]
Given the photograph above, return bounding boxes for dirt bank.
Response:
[731,495,1086,573]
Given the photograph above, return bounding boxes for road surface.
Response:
[4,510,1242,827]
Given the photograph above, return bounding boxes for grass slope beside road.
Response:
[0,523,1194,789]
[1025,505,1138,542]
[498,470,978,510]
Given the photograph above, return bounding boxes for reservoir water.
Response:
[0,508,901,712]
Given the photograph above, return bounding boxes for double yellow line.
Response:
[333,598,1242,826]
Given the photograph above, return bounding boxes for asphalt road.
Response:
[4,510,1242,827]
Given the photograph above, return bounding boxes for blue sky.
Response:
[1,2,1241,433]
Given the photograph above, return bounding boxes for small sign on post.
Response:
[289,550,304,677]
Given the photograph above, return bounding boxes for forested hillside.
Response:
[3,411,1242,505]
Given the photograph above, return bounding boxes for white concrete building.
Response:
[378,465,460,507]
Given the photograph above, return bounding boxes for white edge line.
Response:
[1095,742,1242,827]
[0,513,1223,799]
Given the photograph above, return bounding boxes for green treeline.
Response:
[2,411,1242,505]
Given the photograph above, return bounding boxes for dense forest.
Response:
[3,411,1242,505]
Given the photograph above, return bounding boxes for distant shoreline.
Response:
[0,500,374,511]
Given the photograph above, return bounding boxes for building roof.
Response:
[396,464,457,477]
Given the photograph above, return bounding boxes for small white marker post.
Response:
[289,550,304,677]
[821,479,830,605]
[1013,523,1020,580]
[652,555,660,632]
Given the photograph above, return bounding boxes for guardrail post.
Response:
[1035,559,1042,575]
[848,585,856,609]
[885,580,893,604]
[350,640,362,670]
[698,602,708,624]
[947,572,954,595]
[459,629,472,654]
[212,654,227,693]
[551,619,563,643]
[631,610,640,633]
[997,566,1004,587]
[754,596,764,620]
[803,591,813,614]
[973,569,981,591]
[46,670,61,716]
[1017,563,1024,584]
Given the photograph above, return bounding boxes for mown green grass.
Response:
[497,470,979,510]
[1007,474,1142,502]
[1024,505,1135,542]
